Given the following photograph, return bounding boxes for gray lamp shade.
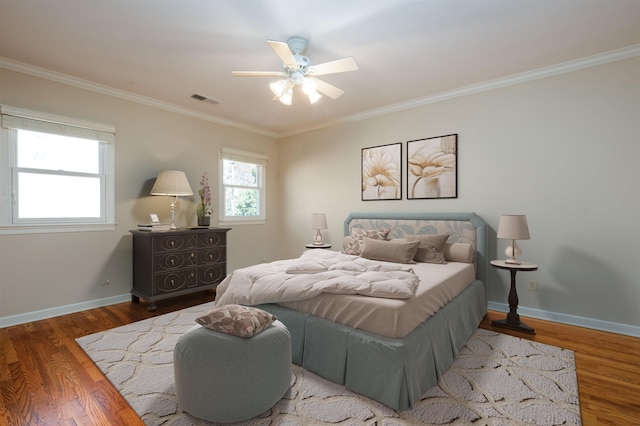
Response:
[150,170,193,196]
[310,213,328,230]
[497,215,530,240]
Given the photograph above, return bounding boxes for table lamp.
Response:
[497,214,530,264]
[150,170,193,230]
[311,213,328,245]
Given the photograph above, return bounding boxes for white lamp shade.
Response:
[497,215,530,240]
[310,213,328,230]
[150,170,193,196]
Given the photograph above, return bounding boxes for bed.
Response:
[215,212,488,411]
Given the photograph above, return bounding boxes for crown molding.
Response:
[3,44,639,139]
[0,57,277,138]
[279,44,640,138]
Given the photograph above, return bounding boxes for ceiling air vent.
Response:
[190,93,220,105]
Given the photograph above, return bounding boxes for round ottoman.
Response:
[173,320,292,423]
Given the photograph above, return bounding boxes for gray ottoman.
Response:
[173,320,292,423]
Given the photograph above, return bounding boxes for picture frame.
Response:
[407,134,457,199]
[149,213,160,224]
[361,142,402,201]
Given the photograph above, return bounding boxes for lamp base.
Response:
[504,240,522,264]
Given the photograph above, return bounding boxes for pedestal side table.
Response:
[490,259,538,335]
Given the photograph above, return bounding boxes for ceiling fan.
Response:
[232,36,358,105]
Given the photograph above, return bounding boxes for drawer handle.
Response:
[207,237,213,244]
[191,253,196,258]
[170,259,175,266]
[191,271,195,278]
[208,254,213,261]
[209,272,213,278]
[170,241,175,248]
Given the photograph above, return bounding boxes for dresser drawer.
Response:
[154,269,198,293]
[154,251,198,271]
[198,264,226,286]
[153,233,198,251]
[199,247,225,264]
[199,232,226,248]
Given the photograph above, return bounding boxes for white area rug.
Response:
[76,302,581,425]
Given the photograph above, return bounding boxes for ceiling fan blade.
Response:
[308,57,358,76]
[268,40,297,69]
[309,77,344,99]
[232,71,287,77]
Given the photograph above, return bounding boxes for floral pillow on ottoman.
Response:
[196,304,277,338]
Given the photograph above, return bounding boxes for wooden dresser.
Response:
[130,227,230,310]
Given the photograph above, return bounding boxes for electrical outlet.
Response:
[528,280,537,291]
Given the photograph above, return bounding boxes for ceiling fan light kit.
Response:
[233,36,358,106]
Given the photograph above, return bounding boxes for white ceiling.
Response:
[1,0,639,137]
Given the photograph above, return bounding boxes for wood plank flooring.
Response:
[1,293,639,425]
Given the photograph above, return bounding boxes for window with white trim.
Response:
[0,106,115,233]
[219,147,267,224]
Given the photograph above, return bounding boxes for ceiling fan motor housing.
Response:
[287,36,308,55]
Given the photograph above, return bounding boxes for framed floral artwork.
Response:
[407,134,457,199]
[361,142,402,200]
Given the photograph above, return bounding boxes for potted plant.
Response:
[196,172,212,227]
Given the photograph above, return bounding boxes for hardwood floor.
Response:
[1,294,639,425]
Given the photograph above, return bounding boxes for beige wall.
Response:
[277,57,640,333]
[2,56,639,335]
[0,69,280,321]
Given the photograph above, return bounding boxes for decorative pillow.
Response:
[195,304,277,338]
[360,238,420,264]
[405,234,449,264]
[444,242,474,263]
[343,228,390,255]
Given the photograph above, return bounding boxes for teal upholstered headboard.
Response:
[344,212,489,285]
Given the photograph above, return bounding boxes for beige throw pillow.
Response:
[405,234,449,264]
[444,242,474,263]
[360,238,421,264]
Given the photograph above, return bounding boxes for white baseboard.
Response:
[0,293,131,328]
[488,301,640,338]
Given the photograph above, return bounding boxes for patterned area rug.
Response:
[76,302,581,425]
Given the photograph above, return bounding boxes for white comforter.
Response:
[214,250,419,307]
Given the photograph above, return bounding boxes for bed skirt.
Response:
[256,278,487,411]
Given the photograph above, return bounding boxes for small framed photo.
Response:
[361,142,402,201]
[149,213,160,224]
[407,134,457,199]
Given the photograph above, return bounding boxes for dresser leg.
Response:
[147,302,157,311]
[131,295,140,303]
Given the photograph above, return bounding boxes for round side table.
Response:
[490,259,538,335]
[305,243,331,249]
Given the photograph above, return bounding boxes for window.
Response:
[219,147,267,224]
[0,106,115,233]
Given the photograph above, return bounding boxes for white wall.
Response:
[0,69,280,321]
[277,56,640,334]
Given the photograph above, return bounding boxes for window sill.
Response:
[218,219,266,226]
[0,223,116,235]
